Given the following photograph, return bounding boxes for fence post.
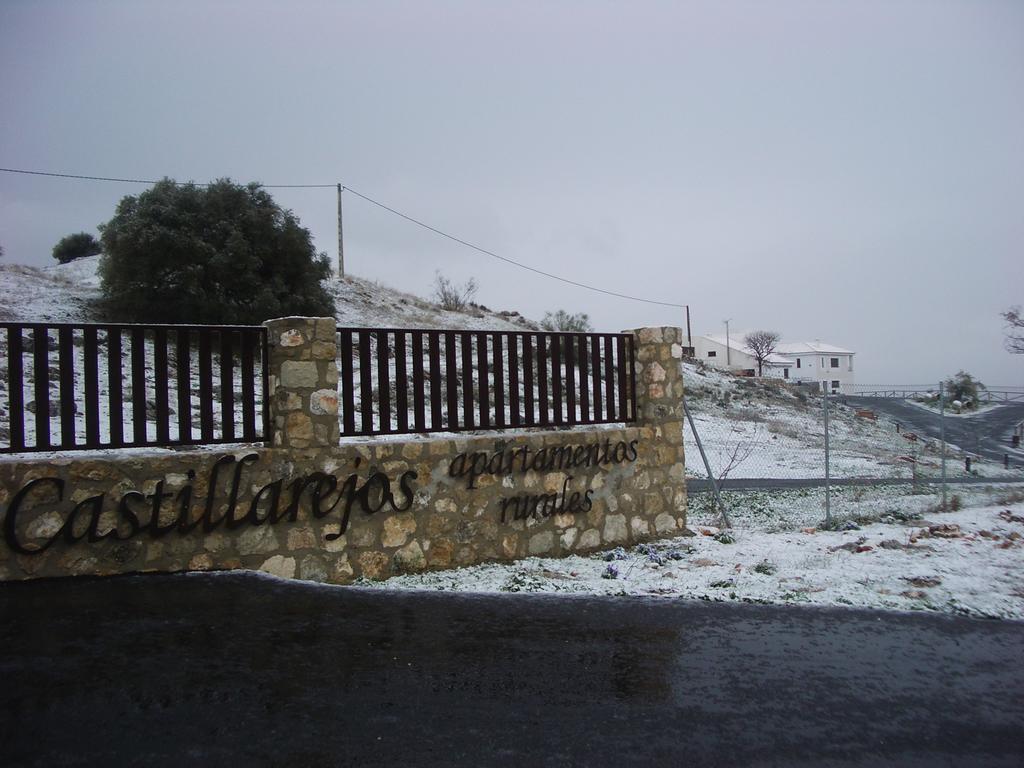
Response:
[823,390,831,527]
[263,317,340,449]
[939,381,947,511]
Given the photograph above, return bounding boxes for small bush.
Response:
[433,271,478,311]
[53,232,101,263]
[943,371,985,410]
[540,309,593,333]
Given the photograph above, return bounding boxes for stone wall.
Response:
[0,324,687,584]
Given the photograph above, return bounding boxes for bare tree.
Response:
[433,271,478,311]
[1002,306,1024,354]
[743,330,780,376]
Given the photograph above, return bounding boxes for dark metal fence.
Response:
[335,328,636,437]
[1,323,268,453]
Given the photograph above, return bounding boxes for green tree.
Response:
[540,309,593,333]
[944,370,986,408]
[98,179,334,324]
[52,232,101,263]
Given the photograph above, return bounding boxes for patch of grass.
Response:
[994,488,1024,505]
[753,560,777,575]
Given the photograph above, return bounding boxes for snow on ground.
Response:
[372,488,1024,620]
[0,257,103,323]
[1,255,538,332]
[680,361,1020,481]
[904,397,1003,419]
[324,273,537,332]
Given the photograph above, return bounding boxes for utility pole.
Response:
[685,305,692,350]
[724,318,732,368]
[337,183,345,278]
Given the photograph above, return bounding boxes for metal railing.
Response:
[1,323,268,453]
[335,327,636,437]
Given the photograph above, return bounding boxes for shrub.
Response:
[432,271,478,311]
[53,232,101,264]
[98,179,334,324]
[943,371,985,408]
[540,310,593,333]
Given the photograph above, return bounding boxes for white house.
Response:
[692,334,856,394]
[775,341,856,395]
[693,334,797,378]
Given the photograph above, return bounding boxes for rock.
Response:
[560,527,578,550]
[280,361,319,388]
[878,539,906,550]
[260,555,296,579]
[654,513,676,535]
[238,524,279,554]
[358,551,390,580]
[577,528,601,550]
[603,514,628,543]
[279,329,305,347]
[630,517,650,537]
[393,541,426,573]
[309,388,338,416]
[188,553,214,571]
[840,520,860,531]
[528,531,555,555]
[286,527,317,550]
[382,514,417,548]
[902,576,941,588]
[299,555,328,582]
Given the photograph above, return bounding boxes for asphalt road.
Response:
[687,476,1024,493]
[844,398,1024,466]
[2,571,1022,767]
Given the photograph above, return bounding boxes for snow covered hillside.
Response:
[0,255,540,332]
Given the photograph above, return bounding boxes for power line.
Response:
[0,165,687,309]
[0,167,334,188]
[341,186,687,309]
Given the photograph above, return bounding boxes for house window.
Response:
[707,351,717,358]
[796,358,801,369]
[831,380,840,391]
[821,357,825,367]
[830,357,839,368]
[783,368,789,379]
[848,358,853,372]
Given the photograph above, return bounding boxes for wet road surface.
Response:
[844,398,1024,467]
[1,571,1022,767]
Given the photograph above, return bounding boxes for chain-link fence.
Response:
[682,371,1024,531]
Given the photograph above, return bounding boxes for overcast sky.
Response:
[1,0,1022,386]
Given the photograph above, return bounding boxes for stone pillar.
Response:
[630,326,686,428]
[263,317,339,449]
[627,326,687,529]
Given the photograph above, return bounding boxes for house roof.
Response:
[776,341,855,355]
[699,334,855,359]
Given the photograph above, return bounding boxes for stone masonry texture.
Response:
[0,326,686,585]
